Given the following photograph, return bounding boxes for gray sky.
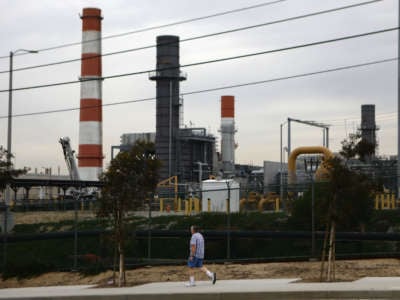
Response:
[0,0,397,175]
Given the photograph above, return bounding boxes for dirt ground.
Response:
[13,211,97,224]
[1,258,400,288]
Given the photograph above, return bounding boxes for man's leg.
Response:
[186,258,197,287]
[188,267,195,285]
[201,266,217,284]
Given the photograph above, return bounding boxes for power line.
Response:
[0,0,287,60]
[0,57,396,119]
[0,27,396,94]
[0,0,384,74]
[320,111,397,124]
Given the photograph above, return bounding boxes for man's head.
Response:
[190,225,199,234]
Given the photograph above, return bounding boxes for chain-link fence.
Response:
[1,183,400,278]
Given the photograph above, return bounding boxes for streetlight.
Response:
[7,49,39,168]
[304,156,320,260]
[6,49,39,197]
[279,121,288,210]
[4,49,38,270]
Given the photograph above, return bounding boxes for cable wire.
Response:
[0,27,396,93]
[0,0,384,74]
[0,0,287,59]
[0,57,396,119]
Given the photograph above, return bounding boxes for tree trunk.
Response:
[119,246,125,287]
[327,220,335,282]
[319,221,329,281]
[112,242,117,285]
[117,207,126,287]
[332,223,336,281]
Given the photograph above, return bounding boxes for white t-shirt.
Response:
[190,232,205,259]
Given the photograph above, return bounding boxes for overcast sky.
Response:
[0,0,397,175]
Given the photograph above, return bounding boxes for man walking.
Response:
[186,225,216,287]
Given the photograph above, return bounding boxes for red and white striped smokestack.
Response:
[78,7,103,181]
[220,95,236,175]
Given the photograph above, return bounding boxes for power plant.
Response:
[5,6,400,214]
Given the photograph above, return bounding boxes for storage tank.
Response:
[201,179,240,212]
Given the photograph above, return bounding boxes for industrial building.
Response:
[117,35,220,183]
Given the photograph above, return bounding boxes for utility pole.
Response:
[226,180,231,260]
[397,1,400,197]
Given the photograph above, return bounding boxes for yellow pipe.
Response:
[288,146,333,184]
[160,198,164,212]
[258,197,267,212]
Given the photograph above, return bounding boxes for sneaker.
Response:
[212,272,217,284]
[185,282,196,287]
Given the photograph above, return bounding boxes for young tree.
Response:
[0,146,27,189]
[97,141,161,286]
[319,133,377,282]
[340,131,376,163]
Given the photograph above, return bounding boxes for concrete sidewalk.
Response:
[1,277,400,299]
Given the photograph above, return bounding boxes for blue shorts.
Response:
[188,256,203,268]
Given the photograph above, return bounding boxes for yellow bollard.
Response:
[380,194,386,209]
[178,198,182,212]
[207,198,211,212]
[194,198,200,212]
[384,194,389,209]
[160,198,164,212]
[275,198,280,212]
[374,194,380,210]
[184,200,189,215]
[390,194,395,209]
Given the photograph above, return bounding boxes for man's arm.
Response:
[190,243,196,259]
